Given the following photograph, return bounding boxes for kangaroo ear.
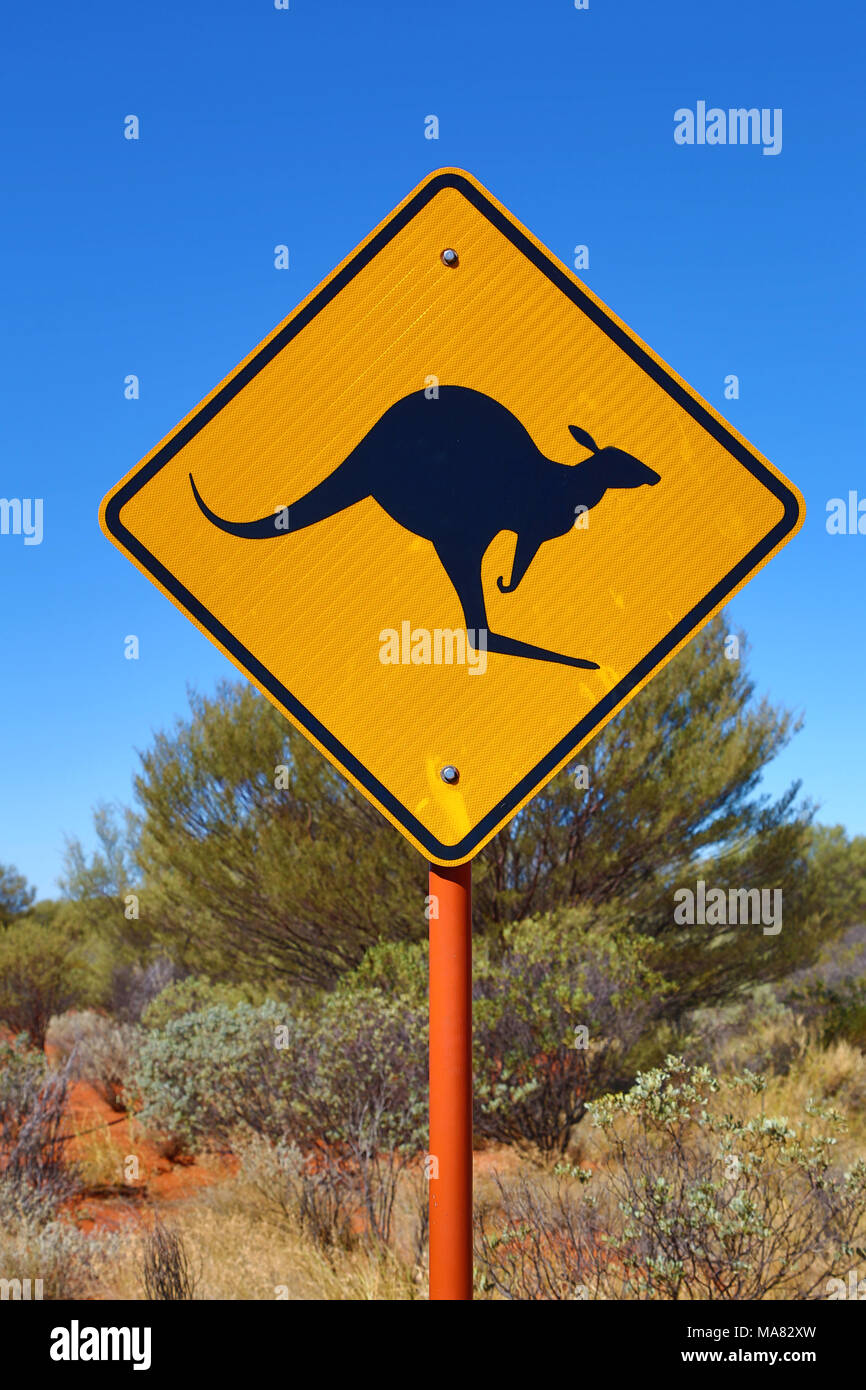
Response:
[569,425,598,453]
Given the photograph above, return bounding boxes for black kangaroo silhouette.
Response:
[189,386,660,669]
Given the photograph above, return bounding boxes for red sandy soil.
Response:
[40,1043,237,1235]
[59,1079,525,1237]
[61,1079,237,1234]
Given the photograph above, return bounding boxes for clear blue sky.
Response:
[1,0,863,896]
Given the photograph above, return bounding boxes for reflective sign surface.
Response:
[100,169,805,864]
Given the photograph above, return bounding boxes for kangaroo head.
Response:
[568,426,660,490]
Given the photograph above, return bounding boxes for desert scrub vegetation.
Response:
[130,988,428,1248]
[1,620,864,1300]
[789,978,866,1051]
[140,974,265,1030]
[334,923,671,1158]
[0,1036,77,1221]
[0,1036,117,1298]
[86,1045,866,1303]
[472,910,670,1155]
[671,985,810,1079]
[0,1211,118,1301]
[142,1217,198,1300]
[126,923,669,1245]
[475,1056,866,1300]
[0,920,88,1050]
[234,1130,429,1270]
[129,1000,291,1147]
[46,1009,142,1112]
[102,1178,422,1301]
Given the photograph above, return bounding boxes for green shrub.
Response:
[788,978,866,1051]
[589,1056,866,1299]
[0,921,89,1050]
[129,1001,290,1148]
[233,984,429,1252]
[141,976,265,1031]
[472,909,669,1154]
[339,940,427,1005]
[289,989,427,1244]
[0,861,36,927]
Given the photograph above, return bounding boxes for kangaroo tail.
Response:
[189,454,371,539]
[189,474,282,538]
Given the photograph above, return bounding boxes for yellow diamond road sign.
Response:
[100,168,805,866]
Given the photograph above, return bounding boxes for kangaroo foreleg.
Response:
[497,532,543,594]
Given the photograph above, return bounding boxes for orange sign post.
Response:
[428,860,474,1301]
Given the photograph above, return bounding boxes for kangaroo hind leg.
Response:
[434,542,600,671]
